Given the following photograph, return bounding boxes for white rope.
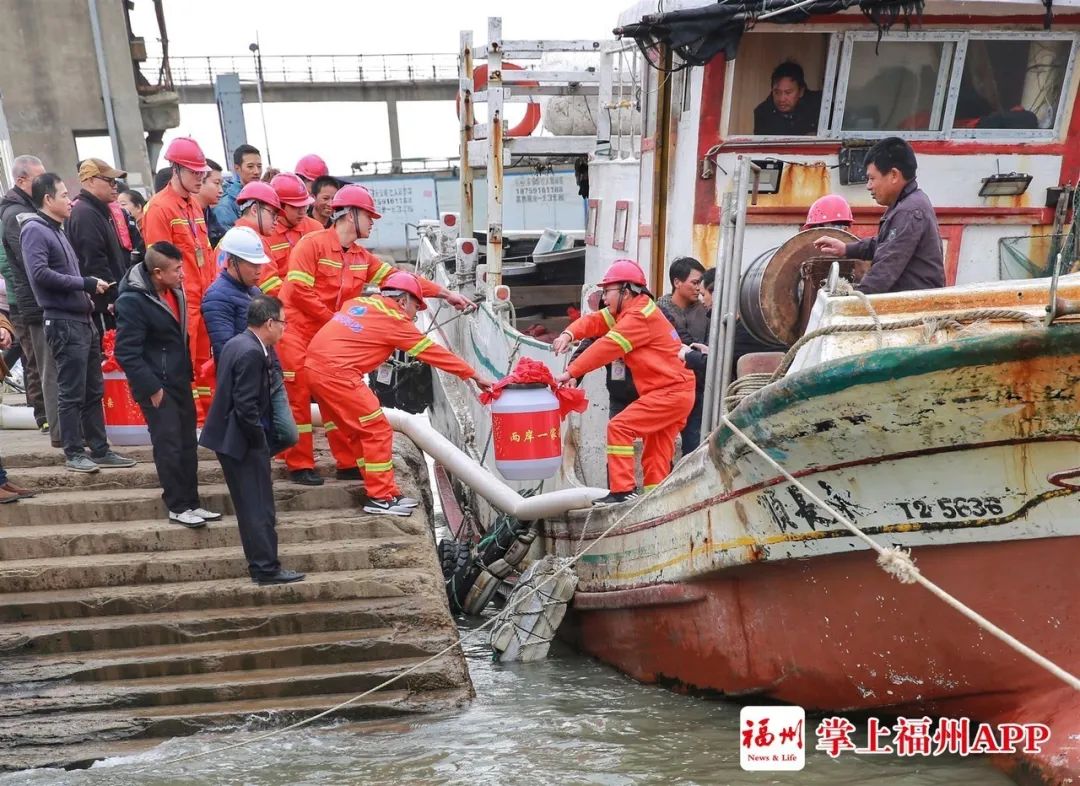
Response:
[144,461,682,772]
[720,413,1080,694]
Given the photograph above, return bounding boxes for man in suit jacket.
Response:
[199,294,304,585]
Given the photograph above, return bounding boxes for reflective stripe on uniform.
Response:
[170,218,188,226]
[358,408,383,424]
[349,264,367,272]
[642,300,657,317]
[605,330,633,353]
[600,308,615,328]
[369,265,392,286]
[323,421,337,432]
[367,297,405,320]
[643,483,658,491]
[286,270,315,287]
[269,242,291,252]
[259,276,282,293]
[406,337,433,357]
[355,458,366,470]
[282,371,296,381]
[317,257,342,269]
[606,444,635,456]
[365,460,394,473]
[296,423,313,434]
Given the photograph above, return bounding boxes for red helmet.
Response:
[598,259,647,288]
[163,137,210,172]
[804,194,853,229]
[295,154,329,182]
[236,181,282,210]
[332,184,382,219]
[380,271,427,310]
[271,172,314,207]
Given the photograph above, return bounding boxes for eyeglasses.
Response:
[95,176,118,187]
[270,317,287,327]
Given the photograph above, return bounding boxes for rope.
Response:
[719,414,1080,694]
[770,308,1043,382]
[833,280,883,347]
[145,462,680,772]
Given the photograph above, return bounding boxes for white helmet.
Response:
[218,226,269,265]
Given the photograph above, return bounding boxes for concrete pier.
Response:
[0,430,471,771]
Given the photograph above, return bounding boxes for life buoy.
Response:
[457,62,542,138]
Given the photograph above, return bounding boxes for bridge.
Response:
[147,53,458,104]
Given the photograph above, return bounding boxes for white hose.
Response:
[0,404,37,429]
[384,408,608,519]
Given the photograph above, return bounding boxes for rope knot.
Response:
[876,546,919,584]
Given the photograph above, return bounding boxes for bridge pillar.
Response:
[386,98,403,174]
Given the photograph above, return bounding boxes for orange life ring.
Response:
[457,62,542,138]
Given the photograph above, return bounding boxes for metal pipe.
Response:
[486,17,504,291]
[701,189,734,434]
[87,0,122,167]
[719,157,760,416]
[458,30,475,243]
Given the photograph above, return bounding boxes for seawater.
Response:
[4,615,1013,786]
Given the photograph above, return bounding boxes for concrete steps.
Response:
[0,434,470,772]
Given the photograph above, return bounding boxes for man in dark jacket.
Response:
[1,154,55,435]
[67,158,130,335]
[200,295,304,586]
[814,137,945,294]
[202,225,269,360]
[21,173,135,473]
[115,241,220,527]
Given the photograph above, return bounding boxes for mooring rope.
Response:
[720,413,1080,694]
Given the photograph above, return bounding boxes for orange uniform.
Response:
[142,186,217,419]
[566,294,695,493]
[277,228,442,472]
[267,214,323,289]
[306,294,477,499]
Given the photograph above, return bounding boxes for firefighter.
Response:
[553,259,695,506]
[142,137,216,422]
[220,181,281,295]
[266,172,323,291]
[307,272,493,516]
[278,184,472,486]
[294,154,329,195]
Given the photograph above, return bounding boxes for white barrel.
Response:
[489,383,562,481]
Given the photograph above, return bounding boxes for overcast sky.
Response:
[129,0,637,175]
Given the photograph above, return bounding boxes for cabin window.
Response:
[950,38,1073,134]
[726,32,834,136]
[838,40,954,132]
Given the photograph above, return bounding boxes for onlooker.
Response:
[814,137,945,294]
[117,189,146,228]
[67,158,129,335]
[202,226,271,360]
[295,154,329,195]
[113,187,145,267]
[115,241,220,527]
[1,154,55,436]
[195,159,226,247]
[199,295,305,586]
[212,144,263,234]
[0,309,35,504]
[21,172,136,473]
[753,60,822,136]
[153,167,172,194]
[310,175,339,228]
[658,256,708,453]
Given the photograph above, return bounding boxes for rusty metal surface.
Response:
[740,227,857,345]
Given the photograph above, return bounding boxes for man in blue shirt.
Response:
[211,144,262,234]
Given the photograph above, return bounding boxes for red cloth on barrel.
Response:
[101,329,121,373]
[479,357,587,418]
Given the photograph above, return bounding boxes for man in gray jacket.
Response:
[21,173,135,473]
[1,154,57,438]
[814,137,945,294]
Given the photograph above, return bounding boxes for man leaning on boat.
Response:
[814,136,945,294]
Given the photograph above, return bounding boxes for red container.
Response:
[102,371,152,446]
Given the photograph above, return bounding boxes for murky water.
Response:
[5,615,1013,786]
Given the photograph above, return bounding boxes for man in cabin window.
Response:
[814,137,944,294]
[753,61,822,136]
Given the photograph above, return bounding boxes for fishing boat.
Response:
[417,2,1080,781]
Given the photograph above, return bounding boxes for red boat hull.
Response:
[565,536,1080,783]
